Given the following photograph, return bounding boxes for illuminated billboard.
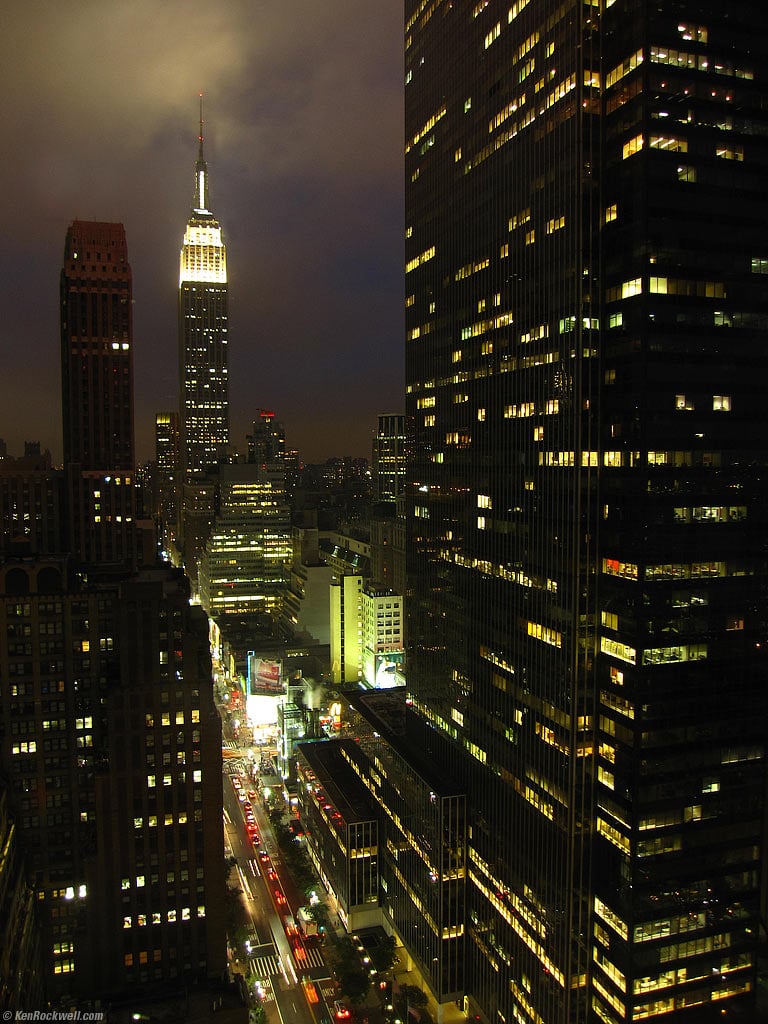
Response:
[247,655,284,695]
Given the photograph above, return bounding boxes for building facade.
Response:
[341,691,467,1007]
[155,411,180,556]
[60,221,136,565]
[360,582,404,689]
[295,739,379,931]
[89,568,226,994]
[178,108,229,481]
[246,409,286,467]
[0,559,225,999]
[0,207,225,1003]
[329,574,363,685]
[0,449,64,557]
[197,463,291,621]
[372,413,407,502]
[282,526,334,644]
[404,3,768,1023]
[0,782,43,1010]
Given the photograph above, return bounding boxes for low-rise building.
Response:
[361,582,404,689]
[295,739,379,932]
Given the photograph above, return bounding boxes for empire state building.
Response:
[178,101,229,479]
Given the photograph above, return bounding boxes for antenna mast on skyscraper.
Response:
[198,91,204,160]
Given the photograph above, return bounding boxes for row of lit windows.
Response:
[673,506,745,524]
[145,711,200,727]
[469,863,564,985]
[406,106,446,155]
[458,309,511,342]
[146,751,187,766]
[122,867,201,889]
[405,246,435,274]
[676,393,731,411]
[146,770,202,786]
[606,276,726,301]
[622,135,745,164]
[131,809,199,830]
[526,621,562,648]
[504,399,560,418]
[650,44,753,79]
[12,741,37,755]
[78,638,113,652]
[124,906,205,927]
[47,884,87,901]
[603,558,742,582]
[597,815,630,855]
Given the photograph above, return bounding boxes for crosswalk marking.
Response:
[292,945,326,969]
[249,954,281,978]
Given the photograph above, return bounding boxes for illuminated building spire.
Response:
[178,91,229,536]
[193,92,210,214]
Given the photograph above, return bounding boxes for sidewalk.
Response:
[322,910,466,1024]
[392,964,466,1024]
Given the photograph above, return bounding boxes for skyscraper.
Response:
[0,559,226,998]
[178,101,229,480]
[0,217,225,1001]
[372,413,406,502]
[246,408,286,467]
[404,3,768,1023]
[60,221,136,564]
[370,413,407,594]
[154,410,180,554]
[197,462,292,621]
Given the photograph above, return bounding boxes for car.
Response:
[274,888,287,905]
[259,849,270,863]
[333,1001,351,1020]
[302,977,319,1003]
[243,801,252,812]
[266,867,277,881]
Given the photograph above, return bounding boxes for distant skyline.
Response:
[0,2,403,465]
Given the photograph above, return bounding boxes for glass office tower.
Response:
[404,3,768,1022]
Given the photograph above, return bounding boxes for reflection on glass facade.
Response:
[343,693,466,1004]
[404,2,768,1022]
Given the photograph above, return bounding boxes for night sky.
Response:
[0,2,404,465]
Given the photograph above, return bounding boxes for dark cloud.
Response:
[0,1,403,464]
